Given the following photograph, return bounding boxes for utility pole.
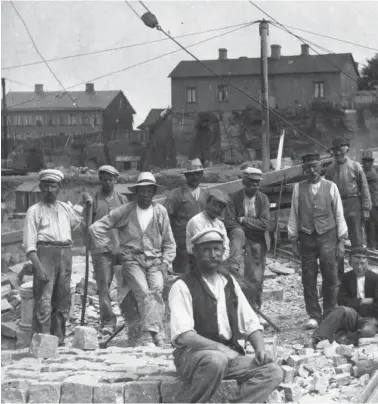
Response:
[259,20,270,172]
[1,77,8,160]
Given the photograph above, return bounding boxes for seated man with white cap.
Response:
[82,165,128,335]
[90,172,176,346]
[23,169,83,345]
[169,229,283,403]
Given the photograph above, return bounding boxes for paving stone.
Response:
[36,372,73,382]
[333,354,348,367]
[5,369,40,380]
[41,362,87,373]
[98,372,138,383]
[8,357,43,371]
[336,344,354,357]
[28,382,61,403]
[334,373,352,386]
[298,365,310,378]
[72,326,99,350]
[282,383,304,402]
[299,348,314,356]
[124,381,161,403]
[359,336,378,346]
[74,355,105,363]
[44,355,77,365]
[29,333,59,359]
[1,321,18,338]
[57,347,83,356]
[93,383,124,404]
[313,374,328,394]
[286,355,302,367]
[335,363,353,374]
[1,380,30,404]
[160,379,190,402]
[61,375,99,403]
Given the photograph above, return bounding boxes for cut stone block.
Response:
[353,358,378,376]
[93,384,124,404]
[1,380,29,404]
[28,382,61,403]
[124,381,161,403]
[333,354,348,367]
[160,380,190,403]
[1,284,12,299]
[72,326,99,350]
[16,330,32,349]
[335,363,353,375]
[29,333,59,359]
[2,321,18,338]
[336,344,354,358]
[316,340,331,350]
[2,298,11,313]
[334,373,352,386]
[210,380,238,403]
[283,384,303,402]
[61,375,97,403]
[359,336,378,346]
[314,374,328,394]
[268,263,295,275]
[281,365,295,383]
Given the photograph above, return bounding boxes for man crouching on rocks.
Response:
[90,172,176,347]
[168,229,283,403]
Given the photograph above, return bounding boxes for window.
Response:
[314,81,324,98]
[119,98,124,109]
[35,115,43,126]
[186,87,196,103]
[217,85,228,102]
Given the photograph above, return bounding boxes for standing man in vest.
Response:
[82,165,128,335]
[165,158,207,274]
[326,137,371,278]
[362,151,378,251]
[23,169,83,345]
[169,229,283,403]
[90,172,176,346]
[225,167,271,313]
[288,153,348,330]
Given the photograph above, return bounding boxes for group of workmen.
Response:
[22,135,378,403]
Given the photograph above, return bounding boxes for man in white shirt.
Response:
[23,169,83,345]
[169,229,283,403]
[288,153,348,330]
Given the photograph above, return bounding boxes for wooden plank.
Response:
[1,230,23,246]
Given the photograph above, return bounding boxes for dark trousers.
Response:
[338,197,364,279]
[299,228,338,323]
[173,239,190,274]
[174,348,283,403]
[365,206,378,249]
[92,252,116,328]
[32,245,72,344]
[312,306,378,345]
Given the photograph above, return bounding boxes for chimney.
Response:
[218,48,227,60]
[301,44,310,56]
[85,83,95,93]
[35,84,43,94]
[270,45,281,60]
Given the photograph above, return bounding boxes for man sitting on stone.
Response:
[90,172,176,347]
[309,247,378,348]
[168,228,283,403]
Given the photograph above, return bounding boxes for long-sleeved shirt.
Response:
[23,201,82,254]
[364,167,378,208]
[186,211,230,260]
[326,157,372,212]
[288,178,348,240]
[89,201,176,264]
[168,273,263,345]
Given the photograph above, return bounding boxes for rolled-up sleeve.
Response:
[330,182,348,239]
[168,280,195,345]
[232,276,263,337]
[186,217,198,255]
[287,183,299,240]
[23,207,38,254]
[219,221,230,261]
[159,206,176,264]
[356,163,372,212]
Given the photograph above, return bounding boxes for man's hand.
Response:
[254,350,273,366]
[336,240,345,260]
[82,192,93,206]
[158,262,168,279]
[361,298,374,305]
[291,239,300,258]
[33,266,48,282]
[363,211,370,222]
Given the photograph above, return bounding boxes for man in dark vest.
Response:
[168,228,283,403]
[288,153,348,330]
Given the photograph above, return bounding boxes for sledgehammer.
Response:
[99,324,125,349]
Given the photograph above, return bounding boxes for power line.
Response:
[133,3,328,150]
[10,1,76,105]
[1,21,255,71]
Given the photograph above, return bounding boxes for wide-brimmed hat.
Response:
[183,158,204,174]
[127,172,165,194]
[362,150,374,161]
[98,165,119,177]
[331,137,350,149]
[191,229,224,246]
[39,169,64,183]
[207,189,229,206]
[243,167,263,180]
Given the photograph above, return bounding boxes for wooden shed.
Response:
[15,182,41,213]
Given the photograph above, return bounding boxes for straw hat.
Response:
[183,158,204,174]
[127,172,165,194]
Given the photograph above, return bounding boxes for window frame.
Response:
[216,84,229,102]
[186,87,197,104]
[314,81,325,98]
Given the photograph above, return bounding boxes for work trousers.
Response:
[173,348,283,403]
[365,206,378,249]
[312,306,378,345]
[32,245,72,344]
[91,252,116,329]
[299,228,338,323]
[121,255,165,334]
[339,197,364,279]
[173,237,190,274]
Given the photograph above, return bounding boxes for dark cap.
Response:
[362,150,374,161]
[332,137,350,148]
[350,247,369,258]
[302,153,321,163]
[207,188,229,206]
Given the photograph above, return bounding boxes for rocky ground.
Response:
[2,255,378,403]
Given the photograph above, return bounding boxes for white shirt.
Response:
[191,187,201,201]
[168,274,263,345]
[244,195,256,218]
[136,205,154,232]
[357,276,365,299]
[186,211,230,260]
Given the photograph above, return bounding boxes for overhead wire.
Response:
[134,1,329,150]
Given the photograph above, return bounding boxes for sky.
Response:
[1,1,378,127]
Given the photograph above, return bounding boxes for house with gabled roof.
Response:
[168,44,359,112]
[5,83,136,141]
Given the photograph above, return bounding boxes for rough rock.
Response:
[72,326,99,350]
[281,365,295,383]
[1,284,12,298]
[339,385,360,400]
[333,354,348,367]
[1,321,18,338]
[16,330,32,349]
[335,363,353,374]
[324,341,339,358]
[268,263,295,275]
[93,383,125,403]
[336,344,354,358]
[124,381,161,403]
[353,358,378,376]
[1,298,11,313]
[29,333,59,359]
[28,382,61,403]
[334,373,352,386]
[316,340,331,350]
[283,383,304,402]
[313,374,328,394]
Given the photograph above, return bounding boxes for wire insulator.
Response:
[141,12,159,28]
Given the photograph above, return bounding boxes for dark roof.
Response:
[137,109,165,129]
[169,53,359,78]
[5,90,136,113]
[15,182,40,192]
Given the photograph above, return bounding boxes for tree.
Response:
[358,53,378,90]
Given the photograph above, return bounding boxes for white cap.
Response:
[39,169,64,183]
[191,229,224,246]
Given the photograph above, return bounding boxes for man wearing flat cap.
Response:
[169,228,283,403]
[308,247,378,348]
[362,151,378,251]
[225,167,271,315]
[82,165,128,335]
[326,137,371,279]
[186,188,230,262]
[23,169,83,345]
[90,172,176,346]
[289,153,348,330]
[165,158,208,274]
